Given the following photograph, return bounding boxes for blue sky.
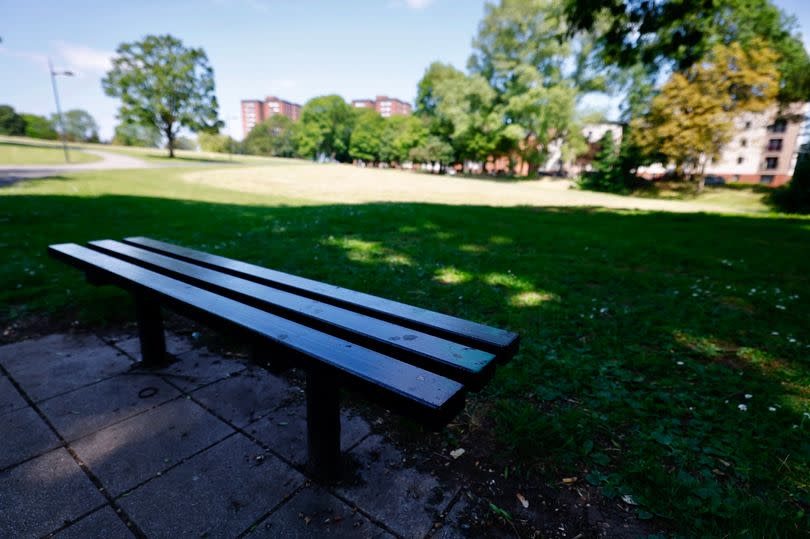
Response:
[2,0,808,141]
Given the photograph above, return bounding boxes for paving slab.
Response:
[153,347,247,391]
[0,448,106,538]
[118,433,304,538]
[337,435,459,539]
[191,365,300,427]
[72,397,234,496]
[246,403,371,466]
[0,334,132,401]
[249,485,394,538]
[0,374,28,416]
[52,506,134,538]
[39,373,181,442]
[113,333,195,361]
[0,405,61,470]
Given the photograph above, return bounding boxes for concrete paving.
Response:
[0,333,466,538]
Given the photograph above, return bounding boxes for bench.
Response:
[48,237,519,480]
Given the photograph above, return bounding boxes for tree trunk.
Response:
[164,125,175,158]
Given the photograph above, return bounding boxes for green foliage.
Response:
[102,34,222,157]
[409,135,454,169]
[297,95,354,161]
[563,0,810,103]
[770,143,810,213]
[380,115,427,164]
[112,122,161,148]
[173,136,196,151]
[349,109,385,162]
[0,104,26,136]
[198,132,237,154]
[51,109,99,143]
[21,114,57,140]
[243,115,298,158]
[578,131,623,192]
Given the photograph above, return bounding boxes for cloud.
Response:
[54,41,113,75]
[403,0,435,8]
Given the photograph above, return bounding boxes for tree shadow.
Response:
[0,191,808,535]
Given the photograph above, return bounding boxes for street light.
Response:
[49,58,74,163]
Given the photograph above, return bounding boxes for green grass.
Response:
[0,141,101,165]
[1,166,808,536]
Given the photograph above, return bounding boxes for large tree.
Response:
[21,114,57,140]
[112,122,161,147]
[380,115,427,164]
[633,40,779,188]
[349,109,385,163]
[563,0,810,103]
[296,95,354,162]
[102,34,222,157]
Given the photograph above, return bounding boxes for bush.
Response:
[21,114,58,140]
[0,105,26,136]
[578,132,626,193]
[769,142,810,213]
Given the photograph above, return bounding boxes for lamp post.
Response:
[49,59,74,163]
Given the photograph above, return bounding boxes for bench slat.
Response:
[123,236,519,356]
[88,239,495,385]
[48,243,465,423]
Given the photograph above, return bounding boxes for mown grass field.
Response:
[0,141,101,165]
[1,160,808,536]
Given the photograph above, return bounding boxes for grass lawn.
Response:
[0,141,101,165]
[1,164,808,536]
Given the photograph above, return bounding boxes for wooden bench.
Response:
[48,237,519,480]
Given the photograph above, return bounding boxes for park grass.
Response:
[0,141,101,165]
[1,166,808,536]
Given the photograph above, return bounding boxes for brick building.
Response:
[351,96,412,118]
[241,96,302,137]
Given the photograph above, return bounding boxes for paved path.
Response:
[0,149,226,185]
[0,332,467,538]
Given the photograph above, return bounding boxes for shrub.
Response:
[769,142,810,214]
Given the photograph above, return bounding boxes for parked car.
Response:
[704,175,726,186]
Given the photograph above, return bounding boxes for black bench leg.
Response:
[306,367,341,481]
[134,293,167,367]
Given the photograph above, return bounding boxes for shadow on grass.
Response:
[0,191,808,535]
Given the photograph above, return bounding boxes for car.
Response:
[704,175,726,186]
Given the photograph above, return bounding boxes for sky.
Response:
[1,0,809,141]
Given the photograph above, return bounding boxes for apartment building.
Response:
[240,96,302,137]
[703,104,809,186]
[351,96,412,118]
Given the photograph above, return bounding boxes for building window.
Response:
[765,157,779,169]
[744,121,752,129]
[732,175,740,182]
[769,119,787,133]
[740,138,747,147]
[759,175,774,184]
[767,139,783,151]
[737,156,744,164]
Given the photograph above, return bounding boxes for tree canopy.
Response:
[112,122,162,147]
[52,109,99,143]
[102,34,222,157]
[243,115,299,158]
[0,105,26,136]
[296,95,355,161]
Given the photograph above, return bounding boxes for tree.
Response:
[51,109,99,142]
[578,131,624,192]
[349,109,385,163]
[112,122,161,147]
[102,34,222,157]
[380,115,428,164]
[198,132,238,154]
[770,143,810,214]
[409,136,455,172]
[243,115,298,157]
[563,0,810,103]
[21,114,57,140]
[296,95,354,161]
[0,105,26,136]
[633,40,779,189]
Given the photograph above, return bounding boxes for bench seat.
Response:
[48,238,519,480]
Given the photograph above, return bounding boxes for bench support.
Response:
[306,366,341,481]
[134,292,167,367]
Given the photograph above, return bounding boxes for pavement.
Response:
[0,332,468,538]
[0,149,229,185]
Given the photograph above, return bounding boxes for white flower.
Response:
[776,305,786,310]
[738,404,748,411]
[768,407,777,412]
[772,331,779,336]
[677,361,684,366]
[744,394,752,399]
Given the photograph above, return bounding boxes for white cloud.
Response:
[403,0,435,8]
[54,41,113,75]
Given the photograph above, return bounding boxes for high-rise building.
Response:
[351,96,412,118]
[241,96,302,137]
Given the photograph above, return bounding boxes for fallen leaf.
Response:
[516,493,529,508]
[562,477,577,484]
[450,448,465,459]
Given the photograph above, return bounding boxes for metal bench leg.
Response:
[306,366,341,481]
[134,292,167,367]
